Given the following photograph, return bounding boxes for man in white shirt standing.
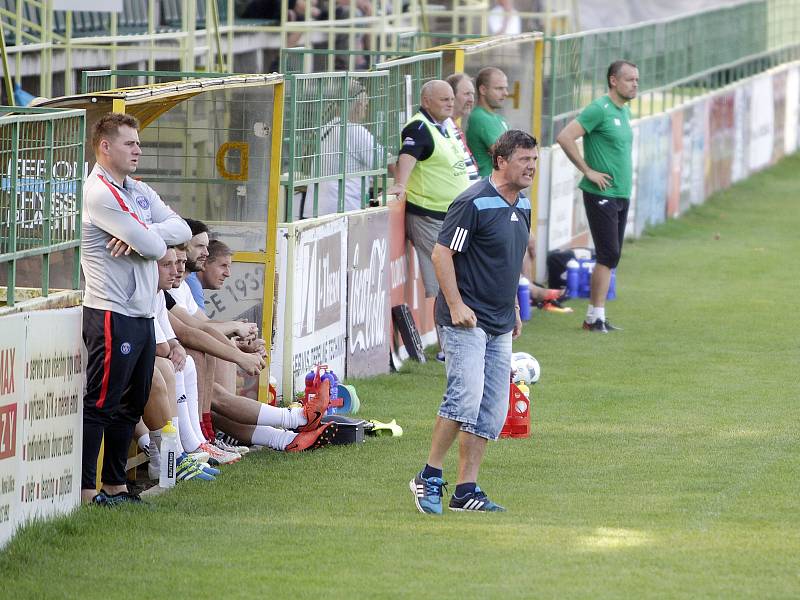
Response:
[81,113,191,506]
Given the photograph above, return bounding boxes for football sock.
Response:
[422,464,443,480]
[150,429,162,451]
[585,304,594,322]
[454,482,477,497]
[593,306,606,323]
[171,417,186,455]
[202,413,214,441]
[137,433,150,451]
[251,425,297,451]
[182,356,207,443]
[256,403,304,429]
[175,372,204,453]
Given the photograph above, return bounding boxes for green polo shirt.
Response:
[466,106,509,177]
[576,95,633,199]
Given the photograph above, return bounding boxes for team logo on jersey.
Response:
[402,137,415,147]
[510,212,519,222]
[614,118,621,126]
[136,196,150,209]
[120,342,132,355]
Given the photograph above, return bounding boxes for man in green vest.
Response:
[388,79,472,301]
[556,60,638,333]
[466,67,510,177]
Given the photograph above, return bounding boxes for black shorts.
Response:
[583,191,629,269]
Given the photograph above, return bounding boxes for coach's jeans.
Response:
[438,325,512,440]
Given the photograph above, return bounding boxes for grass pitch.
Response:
[2,155,799,599]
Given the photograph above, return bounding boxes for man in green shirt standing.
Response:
[466,67,509,177]
[556,60,638,333]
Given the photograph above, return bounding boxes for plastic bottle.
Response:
[159,420,178,489]
[607,269,617,300]
[517,276,531,321]
[321,370,338,414]
[566,259,580,298]
[579,260,595,298]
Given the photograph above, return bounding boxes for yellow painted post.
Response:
[453,48,465,73]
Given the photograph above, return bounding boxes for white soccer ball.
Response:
[511,353,540,384]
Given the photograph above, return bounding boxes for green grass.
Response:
[3,155,800,599]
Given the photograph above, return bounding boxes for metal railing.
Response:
[0,106,85,306]
[542,0,800,144]
[282,70,390,221]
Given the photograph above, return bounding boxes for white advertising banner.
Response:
[0,314,25,549]
[547,144,578,250]
[271,227,289,403]
[291,217,348,393]
[626,122,640,237]
[20,308,83,524]
[346,210,391,379]
[535,147,551,280]
[748,76,775,172]
[784,67,799,155]
[732,83,752,183]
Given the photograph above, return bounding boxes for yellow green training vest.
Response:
[405,113,471,214]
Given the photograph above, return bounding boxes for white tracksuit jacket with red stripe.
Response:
[81,163,191,318]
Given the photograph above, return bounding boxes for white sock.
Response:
[251,425,298,451]
[593,306,606,323]
[151,429,162,451]
[137,432,150,451]
[257,403,305,430]
[586,304,594,321]
[182,356,207,444]
[175,373,203,453]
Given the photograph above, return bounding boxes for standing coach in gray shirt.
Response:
[80,113,191,505]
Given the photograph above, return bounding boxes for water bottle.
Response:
[321,370,338,414]
[579,260,595,298]
[159,420,178,489]
[607,269,617,300]
[517,276,531,321]
[566,259,580,298]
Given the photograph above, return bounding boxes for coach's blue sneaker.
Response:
[409,473,448,515]
[448,486,506,512]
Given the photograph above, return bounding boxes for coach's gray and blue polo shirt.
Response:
[434,178,531,335]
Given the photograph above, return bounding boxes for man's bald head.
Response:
[420,79,455,123]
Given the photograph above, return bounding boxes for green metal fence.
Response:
[373,52,443,158]
[282,70,390,221]
[0,106,85,306]
[543,0,800,144]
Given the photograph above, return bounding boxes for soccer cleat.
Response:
[603,319,623,331]
[285,422,338,452]
[216,432,250,454]
[409,473,448,515]
[92,489,146,507]
[187,449,211,464]
[297,378,330,433]
[542,287,567,302]
[176,455,216,481]
[582,319,608,333]
[212,437,248,456]
[448,487,505,512]
[178,453,220,477]
[198,441,241,465]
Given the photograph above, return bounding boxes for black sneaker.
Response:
[448,487,506,512]
[582,319,608,333]
[435,351,446,363]
[604,319,623,331]
[98,490,147,507]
